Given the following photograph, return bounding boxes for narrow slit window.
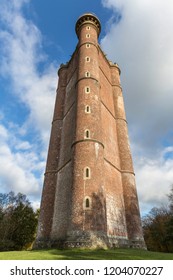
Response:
[86,44,90,48]
[86,168,90,178]
[86,34,90,38]
[85,86,90,93]
[84,167,90,179]
[85,71,90,77]
[85,198,90,208]
[86,26,90,30]
[85,105,91,114]
[85,129,90,139]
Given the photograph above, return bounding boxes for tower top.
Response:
[75,13,101,38]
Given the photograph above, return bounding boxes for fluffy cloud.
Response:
[0,0,57,146]
[0,123,43,196]
[101,0,173,150]
[0,0,57,205]
[101,0,173,213]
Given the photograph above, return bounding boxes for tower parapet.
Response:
[75,13,101,38]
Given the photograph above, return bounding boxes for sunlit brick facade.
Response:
[34,13,146,249]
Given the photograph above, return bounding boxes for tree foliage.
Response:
[142,185,173,252]
[0,191,38,251]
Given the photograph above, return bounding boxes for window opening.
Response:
[85,86,90,93]
[85,198,90,208]
[85,129,90,139]
[84,167,90,179]
[85,71,90,77]
[85,57,90,62]
[85,105,91,113]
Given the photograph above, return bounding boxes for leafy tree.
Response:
[0,191,38,251]
[143,186,173,252]
[142,207,171,252]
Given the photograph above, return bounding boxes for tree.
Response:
[168,184,173,213]
[142,207,171,252]
[142,185,173,253]
[0,191,38,251]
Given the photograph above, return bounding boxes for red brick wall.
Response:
[35,14,145,249]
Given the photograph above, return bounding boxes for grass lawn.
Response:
[0,248,173,260]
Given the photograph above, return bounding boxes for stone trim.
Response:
[52,101,76,124]
[101,100,127,124]
[77,42,99,53]
[104,158,135,175]
[75,76,99,87]
[45,159,72,175]
[71,139,104,149]
[99,66,122,89]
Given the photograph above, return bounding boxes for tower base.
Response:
[34,230,146,250]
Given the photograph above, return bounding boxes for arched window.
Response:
[84,167,91,179]
[84,129,90,139]
[85,56,90,62]
[85,198,90,208]
[85,105,91,114]
[83,197,91,210]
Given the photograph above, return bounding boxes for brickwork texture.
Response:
[34,13,146,249]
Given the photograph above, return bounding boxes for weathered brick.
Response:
[34,13,146,249]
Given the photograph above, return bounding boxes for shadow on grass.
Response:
[32,248,173,260]
[1,248,173,260]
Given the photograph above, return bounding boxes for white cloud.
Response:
[101,0,173,144]
[0,0,58,205]
[0,123,43,197]
[15,141,32,151]
[101,0,173,213]
[0,0,57,147]
[134,154,173,214]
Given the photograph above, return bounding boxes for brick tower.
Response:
[34,13,146,249]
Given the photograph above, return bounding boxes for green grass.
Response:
[0,248,173,260]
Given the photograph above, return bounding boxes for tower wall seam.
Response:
[101,100,127,123]
[62,101,76,120]
[99,66,122,89]
[98,45,121,75]
[45,159,72,175]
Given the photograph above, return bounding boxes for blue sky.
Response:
[0,0,173,215]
